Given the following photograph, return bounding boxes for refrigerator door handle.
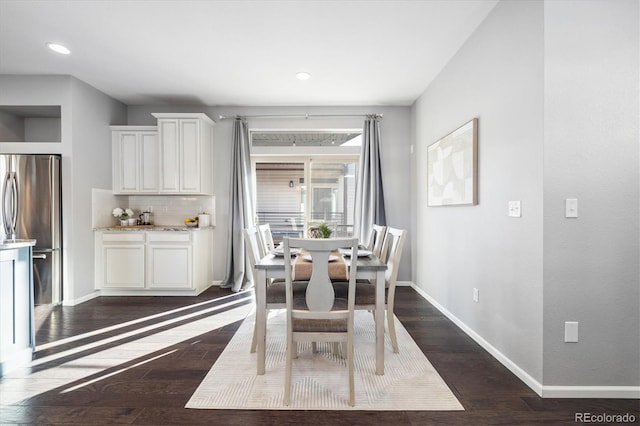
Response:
[33,254,47,260]
[2,171,11,236]
[10,172,18,237]
[33,248,58,253]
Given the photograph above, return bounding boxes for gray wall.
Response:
[127,105,413,284]
[0,75,127,304]
[542,0,639,386]
[0,110,25,141]
[412,0,544,382]
[412,0,639,392]
[69,77,127,302]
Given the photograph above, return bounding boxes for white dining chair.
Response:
[244,226,307,354]
[244,226,267,353]
[335,227,406,353]
[366,224,387,259]
[283,237,359,407]
[244,226,291,354]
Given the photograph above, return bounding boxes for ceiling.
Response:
[0,0,498,107]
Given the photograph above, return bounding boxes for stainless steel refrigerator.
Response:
[1,154,62,306]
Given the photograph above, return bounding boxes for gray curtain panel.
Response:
[221,118,256,292]
[355,115,386,241]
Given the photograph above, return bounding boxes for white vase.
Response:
[120,219,128,226]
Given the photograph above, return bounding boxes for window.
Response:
[251,131,360,243]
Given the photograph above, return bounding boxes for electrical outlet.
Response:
[473,288,479,303]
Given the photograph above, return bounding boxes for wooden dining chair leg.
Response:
[250,321,258,353]
[348,337,355,406]
[387,310,399,353]
[284,336,293,405]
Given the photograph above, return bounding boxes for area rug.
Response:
[186,309,464,411]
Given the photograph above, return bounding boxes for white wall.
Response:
[542,0,640,388]
[413,0,544,383]
[413,0,639,395]
[127,105,413,283]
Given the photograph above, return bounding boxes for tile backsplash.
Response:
[92,189,128,228]
[92,189,215,228]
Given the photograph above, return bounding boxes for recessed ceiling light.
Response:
[47,43,71,55]
[296,72,311,81]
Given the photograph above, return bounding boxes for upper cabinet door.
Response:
[179,119,201,193]
[158,120,180,193]
[139,132,159,193]
[113,131,140,193]
[153,113,215,195]
[111,126,158,195]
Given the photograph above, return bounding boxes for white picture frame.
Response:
[427,118,478,206]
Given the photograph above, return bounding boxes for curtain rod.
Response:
[218,113,382,120]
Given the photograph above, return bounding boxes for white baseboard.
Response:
[0,347,33,376]
[542,386,640,399]
[62,290,101,306]
[409,283,640,399]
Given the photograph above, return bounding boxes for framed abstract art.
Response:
[427,118,478,206]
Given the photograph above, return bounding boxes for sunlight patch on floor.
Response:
[0,301,253,406]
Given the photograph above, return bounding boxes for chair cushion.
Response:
[291,295,349,311]
[266,281,307,304]
[291,296,349,332]
[333,281,377,305]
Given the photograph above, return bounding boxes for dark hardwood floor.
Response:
[1,286,637,425]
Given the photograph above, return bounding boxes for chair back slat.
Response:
[257,223,275,254]
[366,224,387,258]
[305,249,335,311]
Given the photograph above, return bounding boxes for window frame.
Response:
[252,156,360,239]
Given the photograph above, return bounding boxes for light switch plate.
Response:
[508,201,521,218]
[564,321,579,342]
[565,198,578,218]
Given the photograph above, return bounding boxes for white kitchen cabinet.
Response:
[146,232,192,289]
[111,126,159,194]
[152,113,214,195]
[98,232,146,289]
[0,246,34,376]
[95,228,214,296]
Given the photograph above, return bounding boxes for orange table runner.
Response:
[292,250,348,281]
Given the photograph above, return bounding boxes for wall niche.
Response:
[0,106,61,143]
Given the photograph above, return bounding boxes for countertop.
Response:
[0,239,37,250]
[95,226,214,232]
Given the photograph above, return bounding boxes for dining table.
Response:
[254,247,388,375]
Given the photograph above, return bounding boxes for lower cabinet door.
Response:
[103,245,145,288]
[0,247,32,373]
[147,245,192,289]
